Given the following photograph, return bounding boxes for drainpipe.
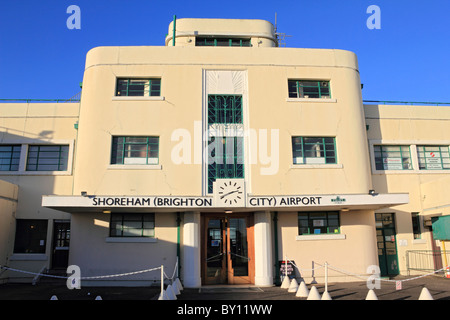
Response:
[273,212,280,285]
[172,15,176,47]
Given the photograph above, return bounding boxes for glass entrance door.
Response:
[202,214,254,285]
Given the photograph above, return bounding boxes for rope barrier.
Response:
[283,258,447,284]
[0,264,162,280]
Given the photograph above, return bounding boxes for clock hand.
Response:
[220,190,238,199]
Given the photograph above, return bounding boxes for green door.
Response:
[375,213,399,276]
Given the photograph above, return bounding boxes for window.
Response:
[111,136,159,165]
[411,213,421,239]
[417,145,450,170]
[109,213,155,237]
[288,80,331,99]
[374,145,412,170]
[196,37,251,47]
[0,145,21,171]
[292,137,336,164]
[26,145,69,171]
[116,78,161,97]
[208,95,243,124]
[14,219,48,254]
[207,136,244,194]
[298,212,340,235]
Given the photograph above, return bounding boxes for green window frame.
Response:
[111,136,159,165]
[110,213,155,237]
[298,212,340,235]
[116,78,161,97]
[14,219,48,254]
[374,145,412,170]
[196,37,251,47]
[288,80,331,99]
[26,145,69,171]
[417,145,450,170]
[208,95,243,125]
[292,137,336,164]
[207,136,244,194]
[0,145,21,171]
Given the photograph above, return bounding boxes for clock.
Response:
[214,179,245,207]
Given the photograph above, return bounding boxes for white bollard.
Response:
[418,287,433,300]
[175,278,183,291]
[296,281,309,298]
[365,289,378,300]
[281,276,290,289]
[166,284,177,300]
[321,290,332,300]
[172,281,181,295]
[307,286,321,300]
[158,290,169,300]
[288,278,299,293]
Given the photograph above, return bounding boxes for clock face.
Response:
[216,179,244,206]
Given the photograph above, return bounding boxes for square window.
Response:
[292,137,336,164]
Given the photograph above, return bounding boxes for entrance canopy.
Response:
[42,192,409,213]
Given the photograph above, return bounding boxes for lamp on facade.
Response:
[81,191,88,197]
[368,190,377,196]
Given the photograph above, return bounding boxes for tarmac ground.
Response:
[0,274,448,301]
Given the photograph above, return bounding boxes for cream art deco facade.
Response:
[0,18,449,287]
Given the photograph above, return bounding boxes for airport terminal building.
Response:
[1,18,449,287]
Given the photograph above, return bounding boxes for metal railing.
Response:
[0,91,81,103]
[363,100,450,106]
[406,250,450,275]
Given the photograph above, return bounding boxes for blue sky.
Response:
[1,0,449,103]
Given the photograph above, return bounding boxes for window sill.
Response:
[112,96,165,101]
[412,239,427,245]
[107,164,162,170]
[105,237,157,243]
[373,169,450,174]
[290,164,343,169]
[286,98,337,103]
[296,234,346,241]
[0,171,72,176]
[9,254,48,261]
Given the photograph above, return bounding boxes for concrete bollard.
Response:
[166,284,177,300]
[418,287,433,300]
[365,289,378,300]
[281,276,290,289]
[288,278,299,293]
[321,290,332,300]
[306,286,321,300]
[175,278,183,291]
[295,281,309,298]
